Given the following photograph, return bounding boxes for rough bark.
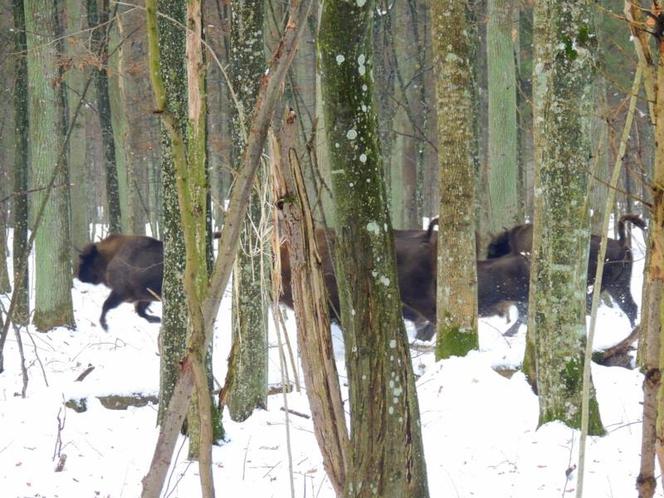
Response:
[25,0,75,331]
[115,3,151,235]
[272,109,349,497]
[88,0,122,233]
[430,0,479,358]
[64,0,92,253]
[527,0,603,435]
[226,0,269,423]
[319,2,429,497]
[140,2,314,496]
[649,27,664,497]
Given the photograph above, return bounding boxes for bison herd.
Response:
[75,215,646,337]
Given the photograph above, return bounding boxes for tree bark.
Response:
[319,2,429,496]
[11,0,29,326]
[25,0,75,331]
[487,0,519,232]
[141,2,314,496]
[527,0,603,435]
[430,0,479,358]
[226,0,269,423]
[88,0,122,233]
[272,109,349,497]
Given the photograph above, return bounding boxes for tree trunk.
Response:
[115,3,151,235]
[226,0,269,422]
[319,2,430,496]
[140,3,314,496]
[487,0,519,232]
[88,0,121,233]
[11,0,29,327]
[430,0,479,358]
[272,109,349,497]
[64,0,92,254]
[25,0,75,332]
[527,0,603,435]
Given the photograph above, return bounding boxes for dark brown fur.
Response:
[278,221,437,334]
[76,234,164,330]
[486,214,647,326]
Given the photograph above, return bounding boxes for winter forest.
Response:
[0,0,662,497]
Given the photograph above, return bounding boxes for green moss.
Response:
[436,322,478,360]
[212,402,225,442]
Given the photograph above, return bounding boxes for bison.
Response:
[411,222,531,340]
[76,232,224,330]
[76,234,164,330]
[278,221,437,333]
[486,214,646,326]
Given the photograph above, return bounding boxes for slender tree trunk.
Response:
[226,0,269,422]
[115,3,149,235]
[155,0,189,428]
[647,27,664,496]
[527,0,603,435]
[64,0,92,253]
[319,2,429,496]
[25,0,75,332]
[140,3,314,496]
[88,0,121,233]
[430,0,479,358]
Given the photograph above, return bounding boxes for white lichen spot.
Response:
[336,54,345,65]
[366,221,380,235]
[359,65,366,76]
[357,0,366,6]
[359,153,367,163]
[379,275,390,287]
[346,129,358,140]
[389,339,396,349]
[335,142,340,148]
[389,379,394,388]
[361,104,368,112]
[362,84,368,92]
[388,406,394,415]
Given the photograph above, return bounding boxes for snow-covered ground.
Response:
[0,227,658,498]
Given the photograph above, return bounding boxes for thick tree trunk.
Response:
[430,0,479,358]
[319,2,429,497]
[225,0,270,422]
[527,0,603,435]
[25,0,75,332]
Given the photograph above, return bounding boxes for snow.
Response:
[0,227,659,497]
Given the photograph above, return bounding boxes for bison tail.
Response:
[426,217,439,241]
[617,214,647,248]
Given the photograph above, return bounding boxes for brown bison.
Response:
[75,234,164,330]
[411,221,531,340]
[486,214,646,327]
[278,221,437,334]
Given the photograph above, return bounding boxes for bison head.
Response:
[75,244,106,285]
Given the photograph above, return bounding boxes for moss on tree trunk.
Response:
[319,2,429,496]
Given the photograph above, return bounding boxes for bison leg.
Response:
[135,301,161,324]
[100,291,125,331]
[605,284,638,327]
[503,302,528,337]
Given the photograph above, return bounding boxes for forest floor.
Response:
[0,227,659,498]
